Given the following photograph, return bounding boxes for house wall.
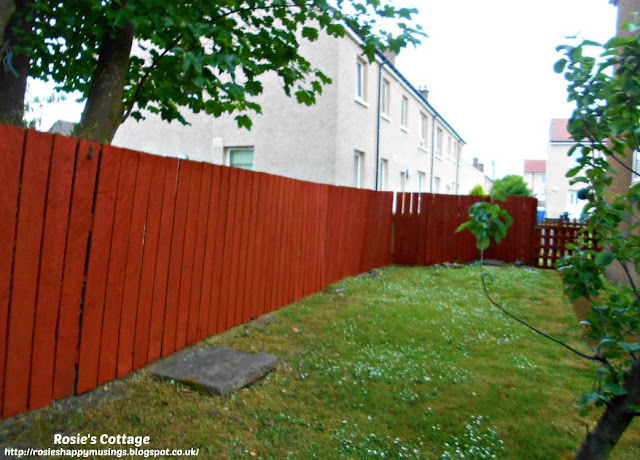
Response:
[457,160,493,195]
[114,30,478,194]
[545,143,587,218]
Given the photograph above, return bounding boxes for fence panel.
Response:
[534,221,593,269]
[4,131,53,417]
[1,124,549,419]
[29,135,76,410]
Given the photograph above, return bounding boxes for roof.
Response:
[524,159,546,174]
[49,120,76,136]
[549,118,574,143]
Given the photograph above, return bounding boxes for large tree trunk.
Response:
[75,18,134,143]
[574,358,640,459]
[0,0,30,126]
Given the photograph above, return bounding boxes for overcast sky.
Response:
[394,0,618,179]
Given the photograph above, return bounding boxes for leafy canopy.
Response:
[18,0,424,129]
[490,174,532,201]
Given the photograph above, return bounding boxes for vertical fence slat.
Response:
[53,141,101,399]
[132,155,166,370]
[162,160,191,357]
[198,165,221,341]
[97,149,138,386]
[3,129,52,418]
[175,161,202,351]
[189,163,212,345]
[116,152,154,378]
[210,166,231,335]
[29,135,76,410]
[76,144,123,394]
[147,158,179,363]
[0,126,24,417]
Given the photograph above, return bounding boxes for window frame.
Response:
[354,150,364,188]
[401,95,409,130]
[355,58,367,102]
[226,146,255,170]
[418,112,427,148]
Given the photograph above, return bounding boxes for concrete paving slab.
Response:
[148,346,278,396]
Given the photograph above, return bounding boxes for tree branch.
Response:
[479,259,605,363]
[121,2,315,124]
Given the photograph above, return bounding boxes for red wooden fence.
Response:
[534,221,594,269]
[0,125,392,418]
[392,193,538,266]
[0,124,565,420]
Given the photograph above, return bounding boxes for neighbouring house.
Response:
[523,159,546,209]
[457,157,493,195]
[545,118,588,219]
[113,28,491,194]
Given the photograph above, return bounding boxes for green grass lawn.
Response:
[3,265,639,459]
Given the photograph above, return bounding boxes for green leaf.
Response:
[595,251,615,268]
[602,384,627,396]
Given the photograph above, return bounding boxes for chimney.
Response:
[383,33,397,65]
[473,157,479,168]
[478,163,484,173]
[418,85,429,101]
[383,49,397,65]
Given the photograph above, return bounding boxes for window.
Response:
[435,128,443,158]
[356,58,367,101]
[401,96,408,129]
[568,190,579,206]
[227,147,254,170]
[378,159,388,191]
[354,151,364,188]
[541,174,546,184]
[418,113,426,148]
[434,176,441,193]
[447,137,452,159]
[418,171,426,194]
[381,79,390,116]
[400,171,406,193]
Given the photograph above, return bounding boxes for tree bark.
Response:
[0,0,30,126]
[574,358,640,459]
[75,18,134,143]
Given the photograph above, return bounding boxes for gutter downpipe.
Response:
[375,58,386,191]
[429,115,437,192]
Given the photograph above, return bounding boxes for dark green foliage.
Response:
[6,0,424,135]
[490,175,532,201]
[469,185,486,196]
[456,201,513,251]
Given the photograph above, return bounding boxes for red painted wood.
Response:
[242,172,261,322]
[77,146,122,393]
[232,169,253,326]
[218,167,239,331]
[210,166,231,335]
[147,158,179,363]
[189,163,212,345]
[53,141,100,399]
[132,155,166,370]
[256,174,276,317]
[175,161,202,351]
[4,130,52,417]
[162,160,191,357]
[198,165,221,341]
[29,134,76,410]
[116,152,154,378]
[0,125,24,416]
[97,149,138,386]
[249,173,268,320]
